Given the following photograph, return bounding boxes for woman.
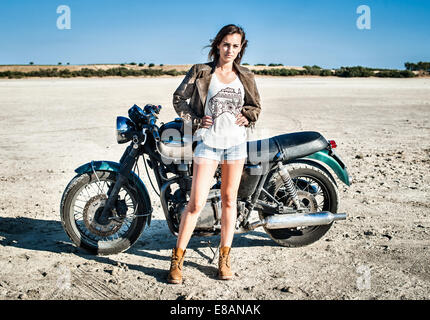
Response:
[168,24,261,284]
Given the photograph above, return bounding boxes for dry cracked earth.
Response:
[0,76,429,300]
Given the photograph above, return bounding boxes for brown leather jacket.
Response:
[173,60,261,135]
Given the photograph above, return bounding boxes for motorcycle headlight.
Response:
[116,116,135,144]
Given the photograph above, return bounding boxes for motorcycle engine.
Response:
[171,188,222,232]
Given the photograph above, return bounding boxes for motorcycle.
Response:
[60,104,351,255]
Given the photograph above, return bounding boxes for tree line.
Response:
[0,67,186,79]
[404,61,430,72]
[1,62,428,79]
[252,65,416,78]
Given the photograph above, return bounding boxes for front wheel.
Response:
[60,171,150,255]
[259,161,339,247]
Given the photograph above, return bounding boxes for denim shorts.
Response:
[193,140,247,162]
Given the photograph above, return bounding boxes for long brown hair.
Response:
[207,24,248,64]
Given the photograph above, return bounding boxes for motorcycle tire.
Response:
[60,171,149,255]
[259,160,339,247]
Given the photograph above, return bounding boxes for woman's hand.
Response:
[235,113,249,127]
[200,115,213,129]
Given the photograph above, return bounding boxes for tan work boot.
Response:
[167,248,186,284]
[218,246,233,280]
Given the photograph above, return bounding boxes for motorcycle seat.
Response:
[246,131,329,164]
[157,131,328,164]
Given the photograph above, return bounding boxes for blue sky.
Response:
[0,0,429,69]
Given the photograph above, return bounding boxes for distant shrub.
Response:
[252,65,333,77]
[58,69,72,78]
[302,65,331,76]
[130,62,136,65]
[58,62,62,65]
[254,63,266,66]
[159,64,164,66]
[148,63,155,68]
[29,62,34,65]
[375,69,415,78]
[242,63,250,65]
[405,61,430,72]
[164,69,183,76]
[320,69,333,76]
[252,68,301,76]
[334,66,374,77]
[138,63,145,67]
[268,63,284,67]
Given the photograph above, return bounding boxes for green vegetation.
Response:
[334,66,415,78]
[334,66,374,77]
[251,64,416,78]
[404,61,430,74]
[252,68,302,76]
[303,65,329,76]
[0,61,422,79]
[254,63,266,66]
[0,67,187,79]
[268,63,284,67]
[253,65,333,77]
[374,69,415,78]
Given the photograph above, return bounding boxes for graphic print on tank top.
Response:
[195,73,247,149]
[208,87,243,120]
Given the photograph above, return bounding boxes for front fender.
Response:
[305,150,351,186]
[75,160,153,226]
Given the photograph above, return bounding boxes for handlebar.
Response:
[128,104,162,142]
[150,125,160,142]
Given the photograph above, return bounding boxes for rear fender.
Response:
[304,150,351,186]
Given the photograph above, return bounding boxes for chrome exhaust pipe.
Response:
[263,211,346,229]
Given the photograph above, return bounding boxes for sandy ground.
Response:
[0,76,429,300]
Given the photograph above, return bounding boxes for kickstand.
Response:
[207,240,220,264]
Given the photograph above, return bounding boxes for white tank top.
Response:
[195,73,247,149]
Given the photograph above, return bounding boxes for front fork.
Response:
[99,142,140,221]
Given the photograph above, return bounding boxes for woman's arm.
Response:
[241,72,261,129]
[172,65,203,132]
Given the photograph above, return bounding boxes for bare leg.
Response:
[176,157,219,250]
[220,158,246,248]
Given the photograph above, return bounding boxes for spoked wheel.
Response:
[259,161,339,247]
[60,171,149,255]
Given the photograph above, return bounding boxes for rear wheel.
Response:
[259,161,339,247]
[60,171,150,255]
